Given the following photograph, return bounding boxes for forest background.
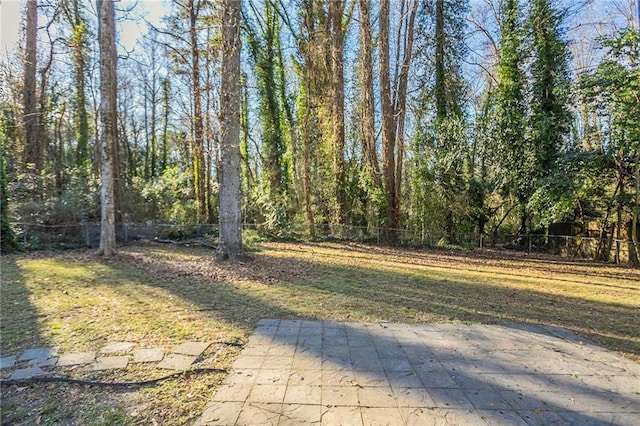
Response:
[0,0,639,263]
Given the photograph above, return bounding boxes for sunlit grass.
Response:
[1,241,638,424]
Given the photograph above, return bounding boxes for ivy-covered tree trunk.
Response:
[97,0,118,256]
[63,0,90,167]
[493,0,528,236]
[189,0,207,224]
[529,0,571,182]
[217,0,242,261]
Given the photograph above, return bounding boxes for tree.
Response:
[357,0,382,229]
[96,0,118,256]
[493,0,529,235]
[329,0,348,225]
[413,0,470,242]
[379,0,419,238]
[23,0,41,175]
[529,0,571,182]
[1,146,18,254]
[245,1,289,225]
[217,0,242,261]
[61,0,90,167]
[580,28,640,263]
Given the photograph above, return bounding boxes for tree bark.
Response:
[24,0,41,174]
[358,0,380,189]
[189,0,207,223]
[330,0,347,225]
[379,0,398,235]
[217,0,243,261]
[97,0,118,256]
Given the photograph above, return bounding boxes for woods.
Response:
[0,0,639,263]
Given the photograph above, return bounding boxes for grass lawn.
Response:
[1,241,639,424]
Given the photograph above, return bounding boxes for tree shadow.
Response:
[209,319,640,424]
[114,243,639,358]
[0,257,47,357]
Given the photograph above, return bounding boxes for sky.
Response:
[1,0,638,64]
[0,0,167,58]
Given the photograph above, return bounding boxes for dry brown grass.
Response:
[1,241,638,424]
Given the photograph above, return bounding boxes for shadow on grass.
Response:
[3,245,637,424]
[91,245,639,424]
[113,243,639,358]
[0,258,47,356]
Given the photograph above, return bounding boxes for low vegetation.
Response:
[1,242,639,424]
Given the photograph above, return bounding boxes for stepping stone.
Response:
[57,352,96,367]
[100,342,136,354]
[92,356,129,371]
[133,348,164,363]
[156,354,197,370]
[17,347,59,362]
[29,357,58,368]
[0,356,16,369]
[171,341,210,356]
[9,367,51,381]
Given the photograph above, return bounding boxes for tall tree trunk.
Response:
[330,0,347,225]
[358,0,380,189]
[189,0,207,223]
[631,150,639,264]
[379,0,398,236]
[97,0,118,256]
[24,0,41,174]
[64,0,90,167]
[217,0,242,261]
[393,0,418,230]
[161,78,170,173]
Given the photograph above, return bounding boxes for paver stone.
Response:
[9,367,51,381]
[17,347,59,362]
[92,356,129,371]
[56,352,96,366]
[156,353,197,370]
[171,341,210,356]
[0,355,16,369]
[100,342,136,354]
[133,348,164,363]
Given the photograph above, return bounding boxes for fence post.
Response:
[528,235,532,253]
[83,222,89,247]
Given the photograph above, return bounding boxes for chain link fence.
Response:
[9,222,636,263]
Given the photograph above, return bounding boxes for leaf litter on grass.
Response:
[1,241,638,424]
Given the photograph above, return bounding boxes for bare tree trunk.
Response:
[97,0,118,256]
[217,0,242,261]
[189,0,207,223]
[24,0,41,174]
[330,0,347,225]
[358,0,380,188]
[393,0,418,228]
[379,0,397,237]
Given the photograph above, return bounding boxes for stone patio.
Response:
[196,320,640,425]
